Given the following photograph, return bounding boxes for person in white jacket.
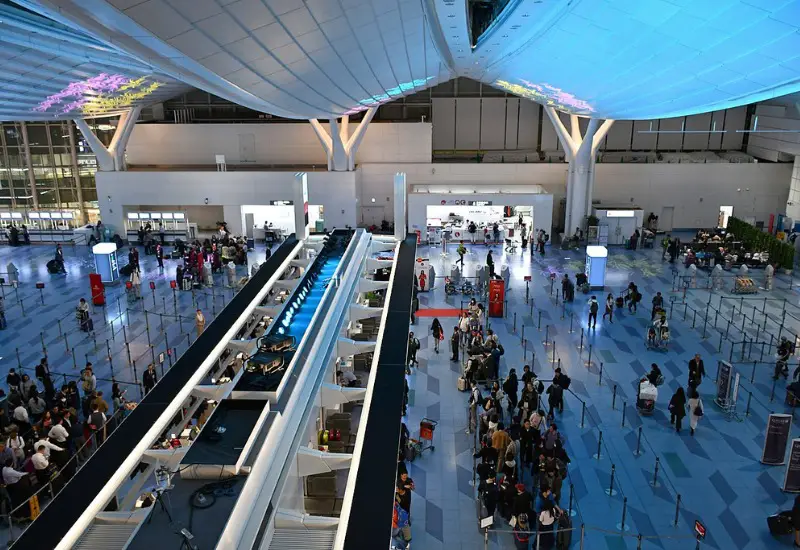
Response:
[687,388,704,436]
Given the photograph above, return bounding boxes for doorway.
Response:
[718,206,733,229]
[361,206,385,227]
[660,206,675,232]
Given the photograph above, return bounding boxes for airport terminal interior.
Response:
[3,1,800,549]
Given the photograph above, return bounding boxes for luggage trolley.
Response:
[408,418,438,459]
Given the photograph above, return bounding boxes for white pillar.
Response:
[309,108,377,171]
[223,205,244,236]
[73,106,141,171]
[393,172,407,240]
[788,156,800,221]
[293,172,309,239]
[544,108,613,234]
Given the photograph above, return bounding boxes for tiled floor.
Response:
[0,242,271,406]
[402,236,800,550]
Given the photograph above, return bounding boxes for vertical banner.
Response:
[715,361,733,408]
[763,414,792,465]
[784,439,800,491]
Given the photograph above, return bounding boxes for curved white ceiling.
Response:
[0,3,189,121]
[11,0,800,120]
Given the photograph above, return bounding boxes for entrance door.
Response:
[361,206,385,227]
[660,206,675,232]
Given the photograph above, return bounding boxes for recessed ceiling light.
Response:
[522,13,529,17]
[447,14,455,17]
[502,35,508,38]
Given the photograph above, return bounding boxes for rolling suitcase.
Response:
[768,511,793,536]
[556,512,572,549]
[457,377,468,392]
[120,263,134,277]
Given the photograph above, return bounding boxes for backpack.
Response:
[89,411,104,431]
[497,343,505,356]
[413,338,420,350]
[589,301,598,314]
[560,375,571,390]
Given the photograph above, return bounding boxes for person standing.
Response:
[792,494,800,548]
[486,249,495,278]
[668,387,687,433]
[450,326,460,362]
[603,292,614,323]
[195,308,206,336]
[54,243,66,272]
[503,368,519,413]
[588,295,599,329]
[158,222,165,245]
[430,318,443,354]
[143,363,158,395]
[688,353,706,389]
[156,243,164,270]
[687,388,704,436]
[406,332,419,368]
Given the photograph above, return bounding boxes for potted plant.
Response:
[781,243,795,274]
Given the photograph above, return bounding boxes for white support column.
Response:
[544,107,614,234]
[788,156,800,221]
[73,106,141,172]
[308,108,377,171]
[393,172,407,240]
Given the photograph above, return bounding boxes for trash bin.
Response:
[89,273,105,306]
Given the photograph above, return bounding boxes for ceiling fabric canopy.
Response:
[11,0,800,120]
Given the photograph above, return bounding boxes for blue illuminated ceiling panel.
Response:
[14,0,800,120]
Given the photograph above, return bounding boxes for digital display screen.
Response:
[0,213,10,219]
[138,213,150,219]
[270,200,294,206]
[28,212,40,219]
[39,212,51,219]
[162,213,174,220]
[150,212,162,219]
[51,212,63,219]
[174,213,185,220]
[10,213,22,219]
[127,213,139,220]
[61,212,74,219]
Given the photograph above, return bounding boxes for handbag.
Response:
[694,405,703,417]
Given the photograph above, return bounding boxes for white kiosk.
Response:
[585,245,608,290]
[93,242,119,283]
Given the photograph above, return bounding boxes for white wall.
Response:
[125,122,432,166]
[407,193,554,238]
[358,162,792,230]
[431,99,749,152]
[95,171,358,236]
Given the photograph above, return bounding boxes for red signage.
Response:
[524,275,532,281]
[488,279,505,318]
[694,520,706,539]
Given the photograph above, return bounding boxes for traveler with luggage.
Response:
[602,293,614,323]
[457,241,466,267]
[53,244,66,273]
[76,298,92,332]
[537,499,559,549]
[626,282,641,313]
[486,249,495,278]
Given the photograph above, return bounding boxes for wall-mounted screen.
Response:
[10,213,22,219]
[0,213,10,219]
[138,213,150,219]
[62,212,74,219]
[150,212,162,219]
[51,212,63,219]
[606,210,635,218]
[28,212,40,219]
[127,213,139,220]
[39,212,51,219]
[162,212,174,220]
[174,213,185,220]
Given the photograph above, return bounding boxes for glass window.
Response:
[25,124,49,147]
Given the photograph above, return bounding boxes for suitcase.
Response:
[768,511,793,536]
[120,264,134,277]
[615,297,624,308]
[182,277,192,291]
[556,512,572,549]
[457,377,468,392]
[171,250,181,259]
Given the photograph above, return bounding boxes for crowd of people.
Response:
[0,362,130,519]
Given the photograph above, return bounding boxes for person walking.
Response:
[131,268,142,299]
[406,332,419,371]
[651,291,664,320]
[688,353,706,389]
[143,363,158,395]
[627,282,640,313]
[457,241,466,267]
[588,295,599,329]
[687,388,704,436]
[430,318,443,354]
[668,387,687,433]
[54,244,66,272]
[195,308,206,336]
[603,292,614,323]
[486,249,495,278]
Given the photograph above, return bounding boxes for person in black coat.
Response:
[503,369,518,412]
[792,494,800,547]
[688,354,706,388]
[668,387,687,433]
[142,364,158,395]
[450,326,460,362]
[479,474,499,517]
